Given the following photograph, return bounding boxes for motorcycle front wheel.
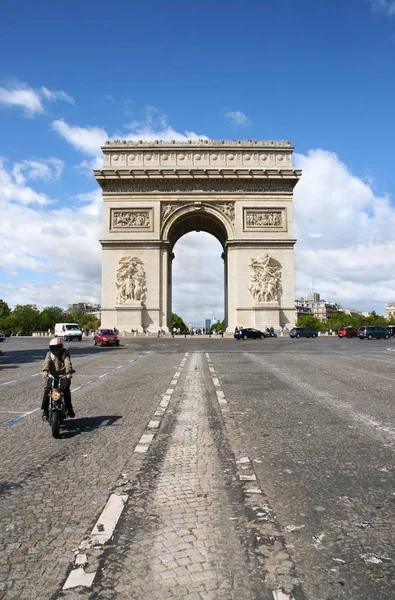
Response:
[51,411,61,439]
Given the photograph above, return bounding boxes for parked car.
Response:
[0,332,5,342]
[337,326,358,338]
[94,328,120,346]
[289,327,318,338]
[234,328,265,340]
[386,325,395,337]
[358,326,390,340]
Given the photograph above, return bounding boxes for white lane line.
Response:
[99,374,107,378]
[273,590,293,600]
[31,373,41,377]
[212,377,220,387]
[64,493,128,590]
[0,380,17,386]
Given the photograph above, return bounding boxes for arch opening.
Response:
[171,231,225,332]
[166,210,228,252]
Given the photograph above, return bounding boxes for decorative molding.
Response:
[244,209,286,231]
[102,180,295,194]
[110,209,153,231]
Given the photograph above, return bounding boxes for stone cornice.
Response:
[103,139,292,149]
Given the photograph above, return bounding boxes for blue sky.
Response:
[1,0,395,323]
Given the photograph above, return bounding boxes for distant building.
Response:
[385,301,395,321]
[295,291,341,321]
[340,308,363,317]
[205,319,211,331]
[68,302,101,318]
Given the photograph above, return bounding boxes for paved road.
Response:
[0,335,395,599]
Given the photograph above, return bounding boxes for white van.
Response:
[54,323,83,341]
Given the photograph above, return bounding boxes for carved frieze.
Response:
[244,209,286,230]
[111,209,153,231]
[103,180,294,194]
[248,254,282,303]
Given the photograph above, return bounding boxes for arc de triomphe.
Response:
[94,140,301,332]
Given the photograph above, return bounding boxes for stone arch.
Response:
[162,203,234,250]
[96,140,301,333]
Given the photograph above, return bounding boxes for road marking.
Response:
[273,591,293,600]
[63,493,128,590]
[0,380,17,386]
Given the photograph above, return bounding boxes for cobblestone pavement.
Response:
[76,351,274,600]
[1,336,395,599]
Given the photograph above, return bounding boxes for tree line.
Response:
[297,310,393,332]
[0,299,100,336]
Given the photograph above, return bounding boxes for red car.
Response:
[337,326,358,338]
[94,328,120,346]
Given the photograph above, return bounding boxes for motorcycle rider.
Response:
[42,337,75,419]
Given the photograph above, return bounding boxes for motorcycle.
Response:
[265,330,278,338]
[46,375,68,438]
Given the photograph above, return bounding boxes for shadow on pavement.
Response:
[59,414,123,438]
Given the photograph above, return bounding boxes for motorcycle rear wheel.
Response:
[51,411,61,439]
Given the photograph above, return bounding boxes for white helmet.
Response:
[49,337,64,355]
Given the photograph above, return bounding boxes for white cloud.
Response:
[0,85,43,116]
[224,108,250,127]
[293,149,395,311]
[40,86,75,105]
[0,159,102,308]
[371,0,395,16]
[52,119,108,156]
[0,83,75,117]
[124,106,208,141]
[0,157,52,205]
[12,158,64,185]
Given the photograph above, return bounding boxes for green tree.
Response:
[0,299,11,318]
[171,313,189,333]
[12,304,41,335]
[296,314,323,331]
[63,308,100,331]
[39,306,65,332]
[210,319,225,333]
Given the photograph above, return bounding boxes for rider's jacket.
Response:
[43,350,73,377]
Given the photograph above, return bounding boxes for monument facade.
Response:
[94,140,301,332]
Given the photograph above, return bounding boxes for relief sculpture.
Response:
[112,210,151,228]
[115,256,147,305]
[245,211,282,228]
[217,202,235,224]
[248,253,282,303]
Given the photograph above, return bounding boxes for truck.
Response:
[54,323,83,342]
